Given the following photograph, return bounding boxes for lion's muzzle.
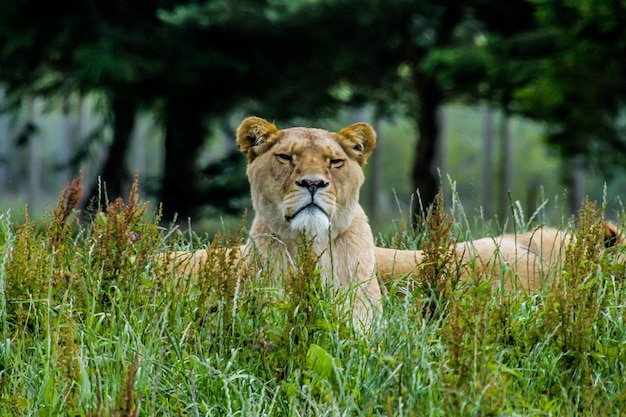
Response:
[284,177,331,222]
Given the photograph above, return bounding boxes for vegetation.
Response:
[2,178,626,416]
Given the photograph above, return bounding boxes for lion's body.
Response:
[376,227,571,291]
[168,226,580,296]
[378,222,623,291]
[159,117,623,326]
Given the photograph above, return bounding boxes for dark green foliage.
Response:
[3,0,626,225]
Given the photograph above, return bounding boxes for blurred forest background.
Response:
[1,0,626,235]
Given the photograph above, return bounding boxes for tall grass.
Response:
[2,178,626,416]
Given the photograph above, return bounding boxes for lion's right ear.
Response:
[604,221,624,248]
[236,117,279,162]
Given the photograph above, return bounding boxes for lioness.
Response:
[237,116,382,325]
[161,117,623,326]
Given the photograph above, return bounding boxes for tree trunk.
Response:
[368,108,383,225]
[160,97,206,223]
[497,113,512,222]
[406,3,462,228]
[411,71,443,226]
[131,115,145,176]
[82,94,136,211]
[481,104,495,219]
[27,98,41,212]
[62,91,84,185]
[0,86,7,192]
[573,155,586,212]
[568,154,586,214]
[436,107,447,187]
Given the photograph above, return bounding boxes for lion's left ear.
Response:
[337,122,376,166]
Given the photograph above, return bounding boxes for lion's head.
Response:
[236,116,376,243]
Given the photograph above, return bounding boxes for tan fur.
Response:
[167,223,622,293]
[157,117,624,326]
[375,227,569,291]
[377,222,624,291]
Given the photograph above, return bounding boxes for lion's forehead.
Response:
[276,128,346,159]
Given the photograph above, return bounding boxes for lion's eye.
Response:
[330,159,344,168]
[276,154,292,162]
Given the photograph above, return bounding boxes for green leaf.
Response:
[306,343,336,380]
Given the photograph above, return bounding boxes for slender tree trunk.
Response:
[82,94,136,210]
[573,155,586,211]
[61,92,73,186]
[411,71,443,226]
[368,108,383,225]
[27,98,41,212]
[436,107,447,186]
[160,96,206,222]
[131,116,145,176]
[0,86,7,192]
[569,154,586,214]
[497,113,512,222]
[62,91,84,185]
[481,104,495,219]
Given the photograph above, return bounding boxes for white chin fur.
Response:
[289,209,331,240]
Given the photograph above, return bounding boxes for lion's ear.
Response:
[236,117,279,162]
[604,221,624,248]
[337,122,376,166]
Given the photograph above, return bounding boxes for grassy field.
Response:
[2,179,626,416]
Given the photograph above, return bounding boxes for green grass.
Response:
[2,179,626,416]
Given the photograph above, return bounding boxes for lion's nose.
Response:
[296,178,329,195]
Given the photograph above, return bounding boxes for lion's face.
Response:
[237,117,376,241]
